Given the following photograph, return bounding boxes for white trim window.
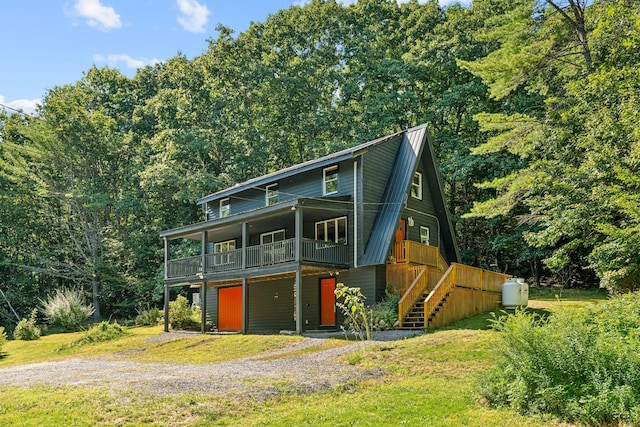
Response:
[260,229,286,244]
[315,216,347,244]
[411,172,423,200]
[266,183,278,206]
[219,198,230,218]
[214,239,236,264]
[420,226,430,246]
[323,165,338,195]
[214,239,236,253]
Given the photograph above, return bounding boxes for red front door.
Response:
[218,286,242,332]
[320,278,336,326]
[395,218,406,242]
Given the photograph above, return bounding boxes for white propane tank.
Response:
[516,277,529,307]
[502,278,520,309]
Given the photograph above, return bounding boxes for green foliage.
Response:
[40,288,95,332]
[479,293,640,425]
[65,321,129,348]
[0,325,6,352]
[335,283,371,341]
[370,287,400,330]
[14,309,41,341]
[134,306,161,326]
[168,295,199,330]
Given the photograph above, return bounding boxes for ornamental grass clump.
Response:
[478,292,640,426]
[62,321,130,350]
[14,309,41,340]
[40,288,95,331]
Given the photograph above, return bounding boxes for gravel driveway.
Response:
[0,330,420,399]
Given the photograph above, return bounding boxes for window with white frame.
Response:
[411,172,423,200]
[315,217,347,244]
[219,198,230,218]
[420,226,430,246]
[323,165,338,195]
[260,229,285,244]
[266,183,278,206]
[214,240,236,253]
[214,239,236,264]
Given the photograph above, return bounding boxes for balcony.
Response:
[166,238,350,279]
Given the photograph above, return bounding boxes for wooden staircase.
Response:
[388,241,511,330]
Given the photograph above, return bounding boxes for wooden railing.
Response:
[423,263,511,329]
[398,266,427,327]
[246,239,296,267]
[391,241,440,267]
[205,249,242,273]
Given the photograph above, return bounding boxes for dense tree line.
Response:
[0,0,637,327]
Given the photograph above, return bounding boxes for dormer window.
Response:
[219,198,230,218]
[323,166,338,195]
[411,172,422,200]
[266,183,278,206]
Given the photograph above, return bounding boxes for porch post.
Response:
[242,277,248,334]
[294,206,303,334]
[295,267,303,334]
[242,222,247,269]
[164,282,169,332]
[163,237,169,332]
[201,231,207,334]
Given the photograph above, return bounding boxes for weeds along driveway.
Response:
[0,332,418,399]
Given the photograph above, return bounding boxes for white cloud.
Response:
[93,54,161,69]
[176,0,210,33]
[0,95,41,116]
[72,0,122,31]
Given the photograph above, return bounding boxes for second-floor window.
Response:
[411,172,423,200]
[260,229,285,244]
[266,183,278,206]
[420,226,430,246]
[323,166,338,195]
[316,217,347,244]
[220,198,230,218]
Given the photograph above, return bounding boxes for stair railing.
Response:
[423,264,456,326]
[397,266,428,327]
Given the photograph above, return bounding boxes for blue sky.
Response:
[1,0,469,115]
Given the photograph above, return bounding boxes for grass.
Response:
[0,289,607,426]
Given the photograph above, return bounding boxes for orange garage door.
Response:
[218,286,242,332]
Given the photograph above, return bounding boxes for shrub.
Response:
[168,295,200,330]
[0,326,6,352]
[135,306,162,326]
[65,321,130,348]
[14,309,41,340]
[478,293,640,425]
[335,283,371,341]
[370,289,400,330]
[41,288,95,331]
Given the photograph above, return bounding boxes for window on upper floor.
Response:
[260,229,286,244]
[315,216,347,244]
[323,165,338,195]
[420,226,430,246]
[266,183,279,206]
[411,172,423,200]
[214,240,236,253]
[220,198,230,218]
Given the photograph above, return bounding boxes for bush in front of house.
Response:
[370,288,400,330]
[14,309,41,340]
[478,292,640,426]
[0,325,6,352]
[41,288,95,331]
[135,306,162,326]
[168,295,200,330]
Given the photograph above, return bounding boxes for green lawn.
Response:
[0,290,605,426]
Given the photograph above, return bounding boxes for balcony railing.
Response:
[166,238,350,279]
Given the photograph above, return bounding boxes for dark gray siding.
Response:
[247,278,296,333]
[205,285,218,325]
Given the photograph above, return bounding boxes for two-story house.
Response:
[160,124,509,334]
